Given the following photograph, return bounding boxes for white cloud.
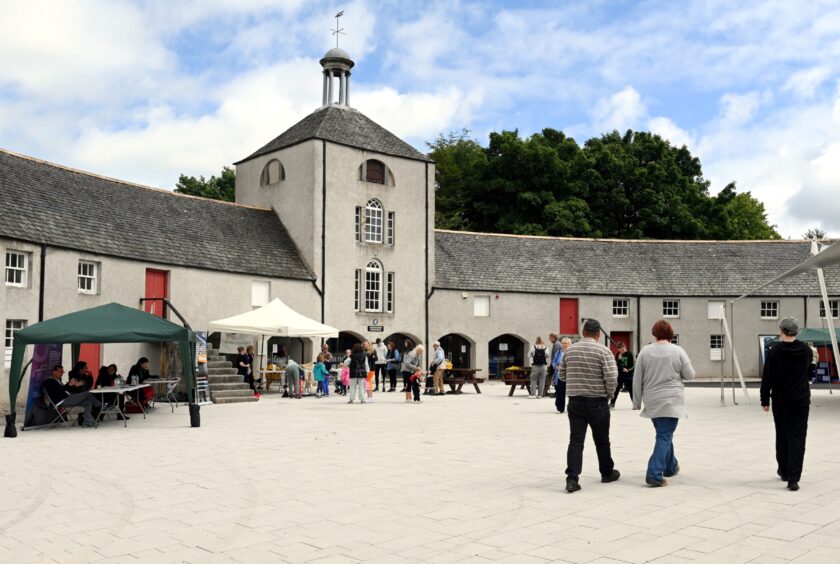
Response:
[718,91,772,126]
[647,117,695,149]
[591,86,646,133]
[783,66,833,98]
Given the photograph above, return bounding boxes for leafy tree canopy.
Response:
[174,167,235,202]
[429,129,780,240]
[803,227,828,239]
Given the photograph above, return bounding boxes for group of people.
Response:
[26,357,156,427]
[553,316,814,493]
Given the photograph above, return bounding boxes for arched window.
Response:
[365,199,383,243]
[364,260,383,312]
[260,159,285,186]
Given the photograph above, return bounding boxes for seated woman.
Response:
[67,361,93,392]
[127,357,156,412]
[96,365,128,420]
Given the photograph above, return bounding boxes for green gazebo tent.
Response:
[5,303,196,436]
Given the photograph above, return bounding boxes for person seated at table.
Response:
[67,361,94,391]
[41,365,101,427]
[127,357,155,410]
[96,365,128,420]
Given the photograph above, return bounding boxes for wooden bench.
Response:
[504,377,532,396]
[443,369,484,394]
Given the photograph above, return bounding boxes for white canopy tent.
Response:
[209,298,338,338]
[209,299,338,381]
[727,240,840,402]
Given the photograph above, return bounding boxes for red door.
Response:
[610,331,631,355]
[79,343,101,384]
[559,298,579,335]
[144,269,169,318]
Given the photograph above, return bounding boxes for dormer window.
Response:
[359,159,394,186]
[260,159,285,186]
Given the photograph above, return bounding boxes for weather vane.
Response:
[331,11,345,48]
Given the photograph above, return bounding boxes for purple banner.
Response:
[25,344,63,415]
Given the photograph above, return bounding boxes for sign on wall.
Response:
[367,326,384,333]
[220,332,257,354]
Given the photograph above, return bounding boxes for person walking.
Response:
[556,319,620,493]
[611,342,635,408]
[430,341,446,396]
[528,337,549,398]
[374,338,388,392]
[547,332,558,394]
[345,343,369,404]
[385,340,400,392]
[632,320,695,487]
[760,317,815,491]
[553,338,571,413]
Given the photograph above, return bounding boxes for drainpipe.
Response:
[38,244,46,321]
[635,295,641,352]
[424,162,430,356]
[321,140,327,325]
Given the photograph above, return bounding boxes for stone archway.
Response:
[384,332,422,355]
[488,333,527,378]
[326,331,364,362]
[437,333,475,369]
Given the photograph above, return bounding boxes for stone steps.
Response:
[206,347,257,404]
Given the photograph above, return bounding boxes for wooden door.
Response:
[559,298,579,335]
[79,343,101,384]
[610,331,631,354]
[144,269,169,318]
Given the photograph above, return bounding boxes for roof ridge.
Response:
[0,148,272,212]
[435,229,817,244]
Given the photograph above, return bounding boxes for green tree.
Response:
[707,183,781,240]
[427,130,487,230]
[803,227,828,239]
[175,167,236,202]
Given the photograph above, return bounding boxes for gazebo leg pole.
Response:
[4,412,17,437]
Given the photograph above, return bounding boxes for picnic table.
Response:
[442,368,484,394]
[503,368,533,396]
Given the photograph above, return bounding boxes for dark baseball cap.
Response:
[582,319,602,334]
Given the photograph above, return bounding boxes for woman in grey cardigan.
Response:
[633,319,696,487]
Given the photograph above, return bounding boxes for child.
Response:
[406,368,423,403]
[313,356,330,398]
[339,350,351,395]
[365,369,375,402]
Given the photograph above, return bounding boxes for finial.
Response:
[331,11,345,48]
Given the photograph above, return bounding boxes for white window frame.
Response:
[473,295,490,317]
[710,334,725,361]
[354,206,362,243]
[386,211,395,245]
[364,260,383,312]
[663,299,680,318]
[820,299,840,319]
[707,300,725,320]
[354,269,361,312]
[251,280,270,307]
[385,272,394,313]
[612,298,629,318]
[760,300,779,320]
[364,199,383,244]
[5,251,28,287]
[77,260,98,295]
[4,319,27,369]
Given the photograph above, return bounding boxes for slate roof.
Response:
[0,150,314,280]
[236,105,432,164]
[435,230,840,297]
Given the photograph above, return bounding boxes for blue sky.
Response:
[1,0,839,237]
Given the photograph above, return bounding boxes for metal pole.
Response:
[730,301,738,405]
[720,317,726,406]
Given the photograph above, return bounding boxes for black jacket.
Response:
[760,340,814,407]
[128,365,151,383]
[349,351,368,378]
[42,378,69,405]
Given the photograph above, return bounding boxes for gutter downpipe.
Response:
[424,162,430,362]
[38,244,46,322]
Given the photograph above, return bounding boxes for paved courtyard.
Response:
[2,383,840,563]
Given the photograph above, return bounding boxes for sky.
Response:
[1,0,839,238]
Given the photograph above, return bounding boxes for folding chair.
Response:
[44,395,85,428]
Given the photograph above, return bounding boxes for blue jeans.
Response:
[554,379,566,413]
[647,417,679,481]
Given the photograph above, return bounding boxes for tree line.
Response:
[175,127,826,240]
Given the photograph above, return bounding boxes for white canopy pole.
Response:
[720,307,750,403]
[816,266,839,394]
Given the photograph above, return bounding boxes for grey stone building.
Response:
[2,48,839,408]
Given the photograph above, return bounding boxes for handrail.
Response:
[138,298,193,331]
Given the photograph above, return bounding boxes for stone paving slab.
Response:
[2,384,840,563]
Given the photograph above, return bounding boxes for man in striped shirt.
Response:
[557,319,620,493]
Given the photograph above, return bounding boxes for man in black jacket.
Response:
[41,365,101,427]
[760,318,815,491]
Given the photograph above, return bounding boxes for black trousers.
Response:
[773,403,809,482]
[388,368,397,389]
[401,371,410,390]
[566,396,614,480]
[611,375,634,404]
[411,380,421,401]
[375,364,387,390]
